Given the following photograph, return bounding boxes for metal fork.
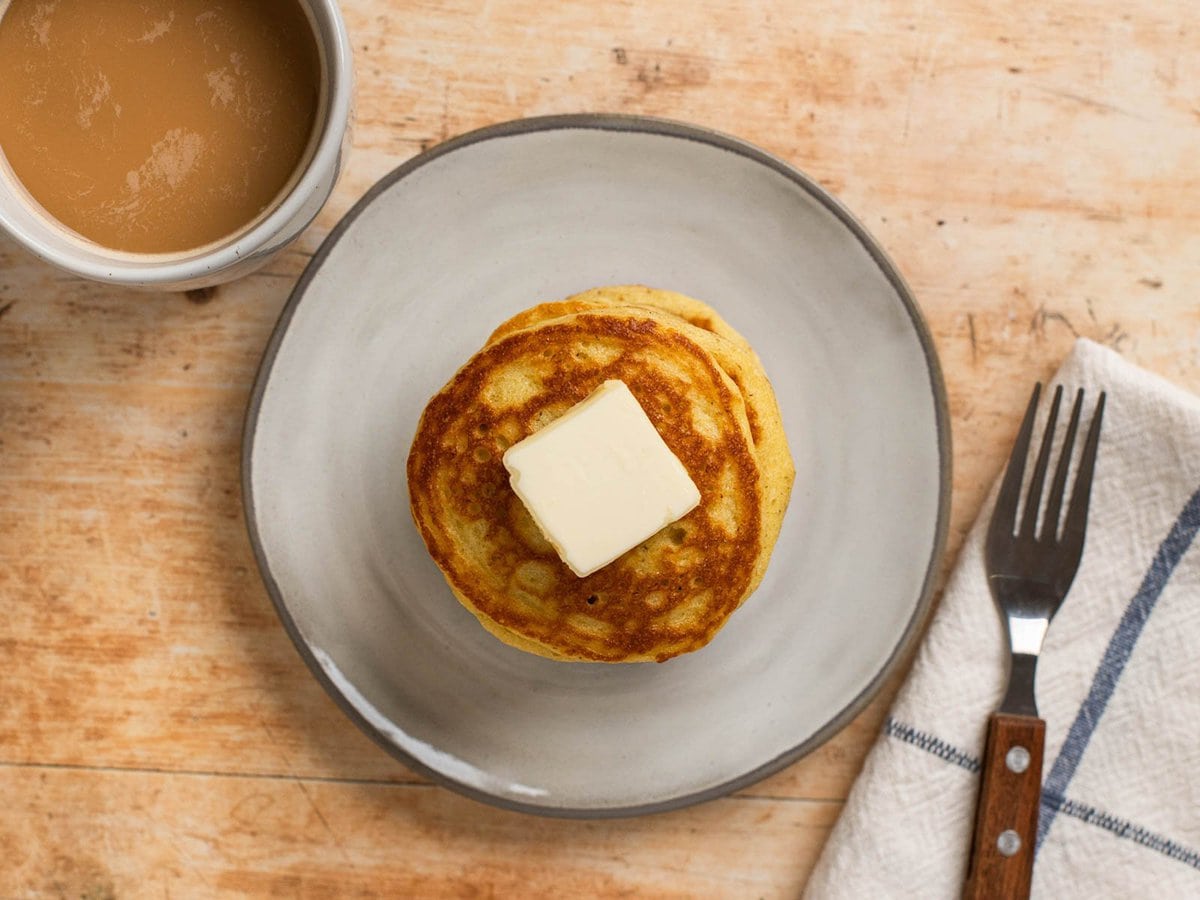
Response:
[963,383,1106,900]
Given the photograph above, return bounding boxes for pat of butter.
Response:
[502,380,701,577]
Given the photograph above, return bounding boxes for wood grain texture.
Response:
[1,0,1199,896]
[963,714,1047,900]
[0,766,838,898]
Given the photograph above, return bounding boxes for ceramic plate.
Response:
[243,115,950,817]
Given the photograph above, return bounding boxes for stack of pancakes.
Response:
[408,286,794,662]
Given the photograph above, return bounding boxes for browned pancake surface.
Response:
[407,311,764,662]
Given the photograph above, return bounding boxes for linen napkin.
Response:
[805,339,1200,898]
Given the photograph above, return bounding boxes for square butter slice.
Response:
[502,380,701,577]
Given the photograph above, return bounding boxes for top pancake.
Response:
[407,305,767,662]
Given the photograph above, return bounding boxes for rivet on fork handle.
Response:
[963,713,1046,900]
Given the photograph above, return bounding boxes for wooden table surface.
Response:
[3,1,1198,896]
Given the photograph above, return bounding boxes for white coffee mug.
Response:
[0,0,353,291]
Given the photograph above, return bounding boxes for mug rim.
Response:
[0,0,352,286]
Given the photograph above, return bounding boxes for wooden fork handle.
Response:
[963,713,1046,900]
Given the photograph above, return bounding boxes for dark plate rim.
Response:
[241,113,953,819]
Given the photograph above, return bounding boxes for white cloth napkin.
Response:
[805,339,1200,898]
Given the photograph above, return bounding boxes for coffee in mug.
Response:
[0,0,322,254]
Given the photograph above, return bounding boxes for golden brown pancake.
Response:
[408,307,767,662]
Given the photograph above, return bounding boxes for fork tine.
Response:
[991,382,1042,537]
[1061,392,1106,555]
[1041,389,1084,542]
[1020,385,1063,539]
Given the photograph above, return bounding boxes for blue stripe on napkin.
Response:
[1041,791,1200,870]
[885,717,1200,872]
[883,719,981,773]
[1037,484,1200,847]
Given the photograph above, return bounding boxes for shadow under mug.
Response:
[0,0,354,291]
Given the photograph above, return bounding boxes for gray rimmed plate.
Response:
[243,115,950,817]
